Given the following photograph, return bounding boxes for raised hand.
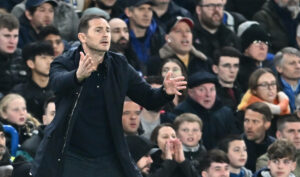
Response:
[163,71,187,96]
[173,139,185,163]
[76,52,96,82]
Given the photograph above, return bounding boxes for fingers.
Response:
[164,71,173,80]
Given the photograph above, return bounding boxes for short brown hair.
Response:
[0,13,19,30]
[246,102,273,122]
[78,14,106,34]
[174,113,203,131]
[267,139,296,161]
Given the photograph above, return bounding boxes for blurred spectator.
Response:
[0,0,23,12]
[18,0,58,48]
[225,0,266,20]
[174,71,239,149]
[256,114,300,176]
[197,149,230,177]
[0,122,13,177]
[253,0,300,53]
[274,47,300,112]
[150,123,198,177]
[108,18,141,71]
[0,13,28,98]
[86,0,122,18]
[81,7,110,19]
[42,96,55,126]
[237,22,273,92]
[11,41,55,121]
[124,0,165,73]
[242,102,275,172]
[147,16,209,75]
[296,93,300,118]
[193,0,240,60]
[151,0,192,31]
[218,135,252,177]
[38,25,65,57]
[122,97,142,136]
[212,46,243,110]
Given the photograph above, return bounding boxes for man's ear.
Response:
[201,171,208,177]
[25,10,33,21]
[196,5,201,16]
[276,130,282,139]
[26,60,35,69]
[264,121,271,130]
[276,65,283,74]
[78,33,86,43]
[124,7,132,17]
[212,65,219,74]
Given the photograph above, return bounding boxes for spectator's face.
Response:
[276,0,299,8]
[126,4,153,29]
[227,140,247,169]
[177,121,202,147]
[157,126,176,153]
[161,61,183,78]
[152,0,170,5]
[42,102,55,125]
[0,28,18,54]
[244,109,270,143]
[79,18,111,53]
[252,73,277,103]
[166,22,193,55]
[188,83,216,109]
[244,41,268,61]
[212,56,239,86]
[268,158,296,177]
[26,3,54,29]
[0,132,6,160]
[28,54,54,77]
[109,18,129,50]
[45,34,64,57]
[2,98,27,126]
[201,162,230,177]
[277,122,300,150]
[122,101,141,135]
[97,0,117,7]
[137,155,153,175]
[196,0,224,30]
[276,54,300,81]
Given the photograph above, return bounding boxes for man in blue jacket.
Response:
[31,14,186,177]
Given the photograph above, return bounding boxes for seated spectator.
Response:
[11,41,55,121]
[122,97,142,136]
[150,123,197,177]
[237,21,273,92]
[238,68,290,135]
[218,135,252,177]
[0,13,27,98]
[174,113,206,169]
[197,149,230,177]
[242,102,275,172]
[253,139,297,177]
[256,114,300,176]
[174,71,239,149]
[0,122,13,177]
[42,96,55,126]
[0,94,40,145]
[295,93,300,118]
[274,47,300,112]
[212,46,243,110]
[225,0,266,20]
[85,0,122,18]
[148,16,208,76]
[38,25,65,57]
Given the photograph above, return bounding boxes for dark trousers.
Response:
[62,150,126,177]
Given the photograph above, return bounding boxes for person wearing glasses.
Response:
[236,21,273,92]
[193,0,240,60]
[274,47,300,113]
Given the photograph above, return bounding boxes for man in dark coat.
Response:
[31,14,186,177]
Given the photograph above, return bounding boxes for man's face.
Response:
[137,155,153,175]
[196,0,224,30]
[277,122,300,150]
[167,21,193,55]
[276,54,300,82]
[0,132,6,160]
[152,0,170,5]
[188,83,216,109]
[26,3,54,30]
[45,34,64,57]
[42,102,55,125]
[0,28,18,54]
[177,121,202,147]
[28,54,54,77]
[202,162,230,177]
[244,41,268,61]
[80,18,111,53]
[122,101,141,135]
[213,56,239,87]
[276,0,299,9]
[109,18,129,51]
[97,0,117,7]
[268,158,296,177]
[127,4,153,29]
[244,109,269,143]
